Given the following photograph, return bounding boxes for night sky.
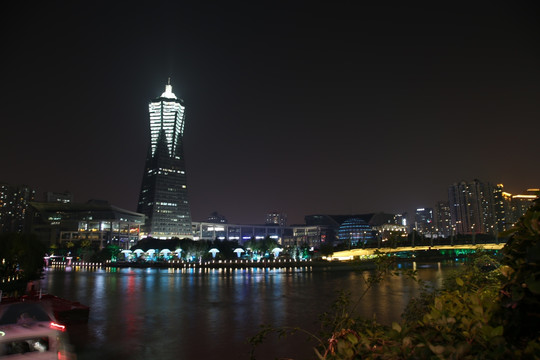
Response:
[2,2,539,225]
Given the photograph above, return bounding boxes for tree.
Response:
[0,233,47,296]
[498,197,540,344]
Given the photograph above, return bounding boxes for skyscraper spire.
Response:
[161,78,177,99]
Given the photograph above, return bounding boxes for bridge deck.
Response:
[328,244,505,261]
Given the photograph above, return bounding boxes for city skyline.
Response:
[2,2,539,225]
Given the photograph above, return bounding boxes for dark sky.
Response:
[1,1,539,225]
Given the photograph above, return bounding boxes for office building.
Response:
[137,80,192,239]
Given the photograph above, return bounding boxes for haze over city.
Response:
[2,1,539,225]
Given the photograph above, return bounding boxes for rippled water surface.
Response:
[40,262,460,360]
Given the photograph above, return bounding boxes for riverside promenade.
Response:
[46,243,504,270]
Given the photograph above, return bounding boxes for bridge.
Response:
[327,243,505,261]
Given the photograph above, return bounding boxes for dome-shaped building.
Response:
[338,218,375,247]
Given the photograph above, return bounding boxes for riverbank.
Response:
[47,254,471,272]
[48,258,378,271]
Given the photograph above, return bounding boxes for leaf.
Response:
[346,333,359,345]
[392,322,402,333]
[491,326,504,337]
[434,298,443,311]
[472,305,484,315]
[499,265,514,278]
[402,336,412,347]
[525,278,540,294]
[429,343,445,355]
[456,277,464,287]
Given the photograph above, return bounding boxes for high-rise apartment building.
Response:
[448,179,495,235]
[492,184,508,233]
[0,182,35,233]
[434,201,453,237]
[137,80,192,239]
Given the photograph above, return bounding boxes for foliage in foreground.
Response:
[249,198,540,359]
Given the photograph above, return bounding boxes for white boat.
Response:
[0,301,76,359]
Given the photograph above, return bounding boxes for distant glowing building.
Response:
[414,208,434,235]
[337,218,375,247]
[137,80,192,239]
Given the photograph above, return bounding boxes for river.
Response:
[39,261,462,360]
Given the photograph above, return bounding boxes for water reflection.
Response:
[40,262,460,360]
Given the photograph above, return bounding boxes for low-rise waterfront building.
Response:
[28,200,145,249]
[191,221,326,249]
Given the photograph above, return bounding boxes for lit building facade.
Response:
[137,81,192,239]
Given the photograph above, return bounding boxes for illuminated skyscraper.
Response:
[137,80,192,238]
